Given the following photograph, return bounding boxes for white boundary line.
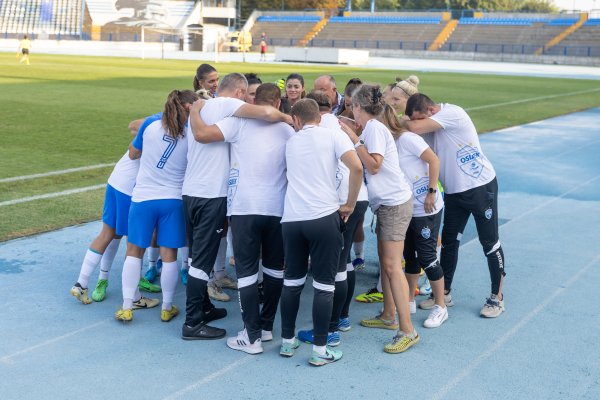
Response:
[465,88,600,111]
[0,163,115,183]
[0,184,105,207]
[431,253,600,400]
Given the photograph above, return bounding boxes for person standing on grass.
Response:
[70,115,162,305]
[18,35,31,65]
[260,39,267,62]
[115,89,199,323]
[186,83,294,354]
[402,93,506,318]
[181,73,292,341]
[340,85,419,354]
[279,98,363,366]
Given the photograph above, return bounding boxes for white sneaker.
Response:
[226,329,263,354]
[480,294,505,318]
[419,292,454,310]
[409,300,416,314]
[261,330,273,342]
[423,305,448,328]
[208,281,230,302]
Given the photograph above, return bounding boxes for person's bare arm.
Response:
[420,147,440,214]
[400,118,442,135]
[339,150,363,222]
[129,143,141,160]
[234,104,293,125]
[189,99,225,144]
[129,118,144,136]
[339,122,383,175]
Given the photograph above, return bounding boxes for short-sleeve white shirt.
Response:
[182,97,245,198]
[361,119,412,211]
[132,120,188,202]
[429,103,496,194]
[282,124,355,223]
[396,132,444,217]
[216,117,294,217]
[107,151,139,196]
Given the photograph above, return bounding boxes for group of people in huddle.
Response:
[70,63,506,367]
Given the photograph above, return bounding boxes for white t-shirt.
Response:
[216,117,294,217]
[361,119,412,211]
[319,113,368,205]
[430,103,496,194]
[396,132,444,217]
[131,119,188,202]
[182,97,245,198]
[282,124,355,223]
[107,151,139,197]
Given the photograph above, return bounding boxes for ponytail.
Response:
[162,90,199,139]
[380,104,406,140]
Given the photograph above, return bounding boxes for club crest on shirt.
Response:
[456,145,483,178]
[485,208,493,220]
[421,227,431,239]
[227,168,239,208]
[413,176,430,205]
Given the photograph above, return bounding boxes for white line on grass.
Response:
[464,87,600,111]
[0,320,109,365]
[0,163,115,183]
[0,184,105,207]
[431,254,600,400]
[162,356,255,400]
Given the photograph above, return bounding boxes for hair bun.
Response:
[406,75,420,86]
[372,87,383,104]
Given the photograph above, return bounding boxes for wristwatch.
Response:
[428,187,437,194]
[354,139,364,149]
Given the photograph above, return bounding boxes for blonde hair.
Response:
[394,75,420,98]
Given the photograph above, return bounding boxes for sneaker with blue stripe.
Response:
[338,317,351,332]
[297,329,341,346]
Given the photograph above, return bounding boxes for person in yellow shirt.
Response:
[18,35,31,65]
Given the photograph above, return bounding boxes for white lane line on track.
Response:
[0,320,109,365]
[0,163,115,183]
[0,184,105,207]
[162,356,255,400]
[430,253,600,400]
[465,88,600,111]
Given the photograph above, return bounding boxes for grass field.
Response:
[1,52,599,242]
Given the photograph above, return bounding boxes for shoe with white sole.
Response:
[226,329,263,354]
[480,294,505,318]
[423,305,448,328]
[419,292,454,310]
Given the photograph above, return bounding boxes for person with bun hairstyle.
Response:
[115,89,199,323]
[340,85,419,354]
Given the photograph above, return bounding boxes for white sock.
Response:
[122,256,142,309]
[353,241,364,259]
[376,271,383,293]
[313,345,327,355]
[179,247,189,271]
[77,249,103,288]
[282,337,296,344]
[147,247,159,268]
[161,261,178,310]
[98,238,121,280]
[213,237,227,280]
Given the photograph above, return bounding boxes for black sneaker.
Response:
[204,307,227,323]
[182,322,226,340]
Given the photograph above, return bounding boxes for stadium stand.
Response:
[543,18,600,57]
[251,15,321,47]
[1,0,82,37]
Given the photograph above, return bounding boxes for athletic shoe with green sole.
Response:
[309,347,343,366]
[92,279,108,302]
[139,277,161,293]
[383,331,420,354]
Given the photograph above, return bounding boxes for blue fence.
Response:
[260,37,600,57]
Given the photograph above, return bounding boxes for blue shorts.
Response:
[102,184,132,236]
[127,199,186,249]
